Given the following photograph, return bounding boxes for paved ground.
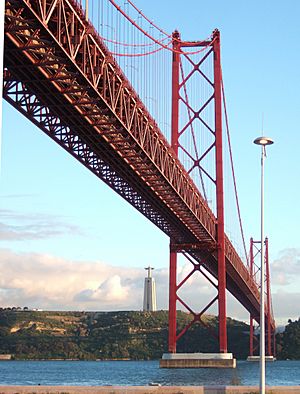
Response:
[0,386,300,394]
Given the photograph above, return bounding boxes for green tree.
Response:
[278,318,300,359]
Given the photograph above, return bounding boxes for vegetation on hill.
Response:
[276,318,300,360]
[0,310,251,360]
[0,310,298,360]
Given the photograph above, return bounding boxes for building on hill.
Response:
[143,266,157,312]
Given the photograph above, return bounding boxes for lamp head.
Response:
[253,136,274,146]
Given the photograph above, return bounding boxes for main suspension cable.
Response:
[107,0,215,56]
[221,69,249,266]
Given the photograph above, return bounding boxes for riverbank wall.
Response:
[1,386,300,394]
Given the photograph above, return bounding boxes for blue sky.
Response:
[1,0,300,324]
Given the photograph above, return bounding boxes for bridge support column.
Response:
[213,29,227,354]
[162,245,235,368]
[247,238,276,361]
[265,237,272,357]
[167,30,180,355]
[250,316,254,356]
[273,330,276,358]
[168,248,177,353]
[165,29,230,359]
[249,238,256,357]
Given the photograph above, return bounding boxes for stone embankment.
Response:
[1,386,300,394]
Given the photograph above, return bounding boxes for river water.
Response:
[0,360,299,386]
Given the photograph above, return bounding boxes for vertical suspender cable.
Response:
[221,73,249,266]
[85,0,88,21]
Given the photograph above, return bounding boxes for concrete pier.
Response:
[160,352,236,368]
[247,355,276,362]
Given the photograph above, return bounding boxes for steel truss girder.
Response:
[3,0,270,343]
[3,75,191,240]
[4,0,216,245]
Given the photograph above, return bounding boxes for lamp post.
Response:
[253,136,274,394]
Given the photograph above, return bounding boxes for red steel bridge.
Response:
[3,0,275,356]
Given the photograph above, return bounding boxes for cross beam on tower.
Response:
[3,0,275,367]
[168,28,228,355]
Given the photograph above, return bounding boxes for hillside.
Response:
[0,310,252,360]
[276,318,300,359]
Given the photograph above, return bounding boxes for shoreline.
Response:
[1,386,300,394]
[0,358,147,361]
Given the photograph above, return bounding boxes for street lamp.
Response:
[253,136,274,394]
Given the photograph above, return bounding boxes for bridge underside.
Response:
[3,0,275,346]
[3,44,263,327]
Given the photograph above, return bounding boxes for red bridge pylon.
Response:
[249,237,276,357]
[168,29,227,353]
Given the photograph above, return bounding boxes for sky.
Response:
[1,0,300,326]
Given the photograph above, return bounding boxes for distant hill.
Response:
[1,310,297,360]
[276,318,300,360]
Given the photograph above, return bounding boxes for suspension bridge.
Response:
[3,0,275,366]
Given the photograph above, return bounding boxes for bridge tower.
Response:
[162,29,235,367]
[3,0,274,369]
[248,238,276,360]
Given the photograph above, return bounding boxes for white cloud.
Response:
[0,247,298,324]
[0,249,219,314]
[0,209,83,241]
[0,249,143,310]
[272,290,300,325]
[271,248,300,287]
[75,275,130,304]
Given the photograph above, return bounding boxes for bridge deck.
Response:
[4,0,274,328]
